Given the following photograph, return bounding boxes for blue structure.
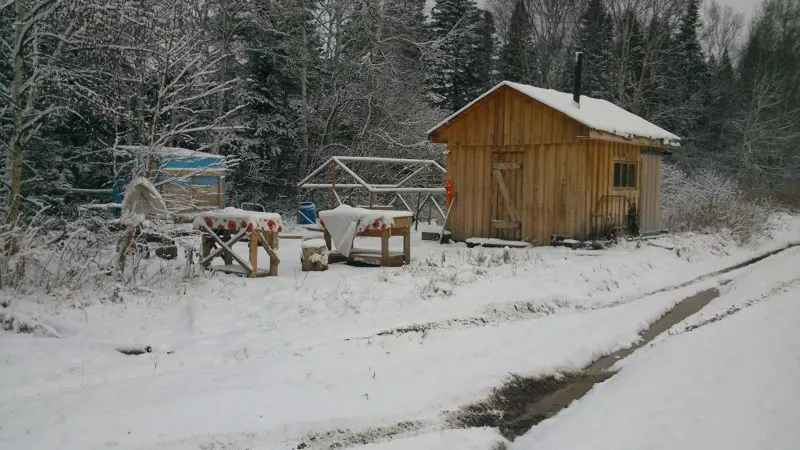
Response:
[114,146,228,211]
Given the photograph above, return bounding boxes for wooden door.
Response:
[639,152,662,234]
[490,152,523,240]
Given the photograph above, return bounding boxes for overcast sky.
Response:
[715,0,761,18]
[425,0,762,21]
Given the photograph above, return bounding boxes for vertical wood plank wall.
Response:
[443,86,644,243]
[159,170,225,209]
[639,152,663,233]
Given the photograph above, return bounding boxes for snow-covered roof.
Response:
[427,81,680,147]
[116,145,226,161]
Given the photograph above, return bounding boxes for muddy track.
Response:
[351,243,800,341]
[670,275,800,336]
[451,287,720,440]
[294,420,426,450]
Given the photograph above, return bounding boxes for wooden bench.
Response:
[323,215,412,267]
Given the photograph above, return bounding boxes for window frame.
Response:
[613,161,638,189]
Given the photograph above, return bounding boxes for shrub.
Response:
[661,163,774,243]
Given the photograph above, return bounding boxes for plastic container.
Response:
[298,201,317,225]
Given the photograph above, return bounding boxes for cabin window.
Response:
[613,162,637,189]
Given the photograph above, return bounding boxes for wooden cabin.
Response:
[427,81,680,244]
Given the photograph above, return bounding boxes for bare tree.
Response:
[702,0,744,61]
[2,0,93,229]
[726,74,800,189]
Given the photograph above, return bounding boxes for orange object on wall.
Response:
[445,178,453,206]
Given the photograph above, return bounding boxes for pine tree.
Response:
[705,49,737,155]
[669,0,710,141]
[675,0,708,96]
[572,0,614,100]
[385,0,428,63]
[499,0,532,83]
[231,0,320,204]
[473,10,497,92]
[427,0,484,112]
[614,9,646,111]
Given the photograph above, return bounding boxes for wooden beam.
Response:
[248,231,259,277]
[586,130,677,149]
[492,162,521,170]
[257,231,280,276]
[429,131,447,143]
[493,169,521,223]
[199,225,251,271]
[490,220,521,229]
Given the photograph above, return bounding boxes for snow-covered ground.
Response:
[511,244,800,450]
[1,214,799,449]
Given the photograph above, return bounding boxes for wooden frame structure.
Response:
[324,215,413,267]
[199,224,280,277]
[297,156,448,224]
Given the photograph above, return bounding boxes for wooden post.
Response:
[296,194,301,226]
[268,232,279,276]
[370,191,377,208]
[201,235,213,267]
[403,226,411,265]
[222,230,233,265]
[415,193,421,231]
[324,229,332,250]
[258,231,280,277]
[248,231,258,277]
[440,193,455,244]
[426,198,433,226]
[381,228,390,266]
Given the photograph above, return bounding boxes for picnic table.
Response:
[318,205,412,267]
[193,207,282,277]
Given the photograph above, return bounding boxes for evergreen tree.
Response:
[499,0,533,83]
[231,0,321,205]
[739,0,800,111]
[427,0,485,112]
[473,10,498,91]
[675,0,708,96]
[705,49,737,156]
[669,0,710,141]
[614,9,646,111]
[572,0,614,100]
[385,0,428,64]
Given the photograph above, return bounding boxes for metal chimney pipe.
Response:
[573,52,583,105]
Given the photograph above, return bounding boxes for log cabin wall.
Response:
[441,86,643,243]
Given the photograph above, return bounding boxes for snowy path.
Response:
[510,246,800,450]
[1,217,799,449]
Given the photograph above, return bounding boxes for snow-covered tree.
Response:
[499,0,533,82]
[474,10,498,90]
[572,0,614,100]
[427,0,485,111]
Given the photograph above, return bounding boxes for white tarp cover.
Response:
[427,81,680,146]
[318,205,411,257]
[121,177,168,226]
[193,207,283,233]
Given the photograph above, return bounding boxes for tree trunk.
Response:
[301,240,328,271]
[299,0,310,179]
[5,0,27,230]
